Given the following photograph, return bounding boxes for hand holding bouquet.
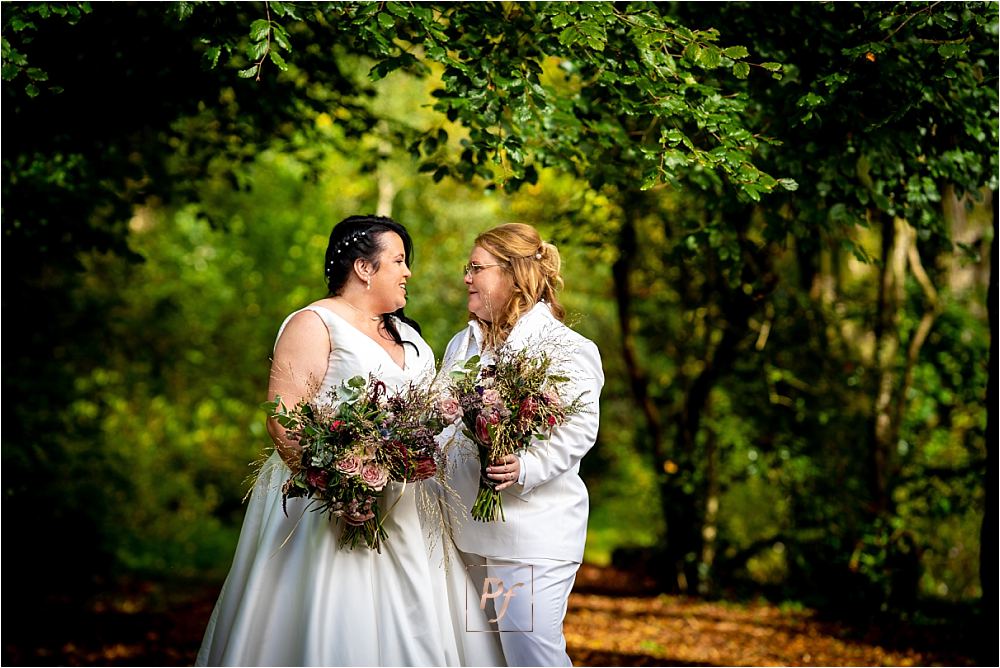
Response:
[263,374,447,551]
[446,346,585,522]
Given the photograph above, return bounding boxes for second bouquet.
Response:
[263,374,445,552]
[446,345,585,522]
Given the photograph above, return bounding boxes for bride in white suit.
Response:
[442,223,604,667]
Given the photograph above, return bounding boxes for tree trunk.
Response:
[870,213,908,514]
[375,122,395,217]
[698,417,719,595]
[611,196,665,463]
[979,188,997,666]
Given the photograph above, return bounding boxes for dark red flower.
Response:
[410,457,437,481]
[306,468,330,491]
[547,415,557,427]
[476,414,491,442]
[519,396,538,422]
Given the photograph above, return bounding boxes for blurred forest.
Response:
[2,2,996,664]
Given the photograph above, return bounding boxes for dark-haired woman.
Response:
[197,215,504,666]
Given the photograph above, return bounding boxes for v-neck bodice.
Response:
[274,305,435,407]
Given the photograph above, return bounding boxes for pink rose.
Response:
[438,396,463,422]
[542,388,560,406]
[481,388,501,407]
[335,454,362,476]
[361,462,389,491]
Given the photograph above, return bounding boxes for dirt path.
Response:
[3,565,978,666]
[566,565,977,667]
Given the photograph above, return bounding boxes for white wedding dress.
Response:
[197,305,505,666]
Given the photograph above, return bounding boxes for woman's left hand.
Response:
[486,454,520,491]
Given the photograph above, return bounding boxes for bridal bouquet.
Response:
[263,374,446,551]
[446,346,586,522]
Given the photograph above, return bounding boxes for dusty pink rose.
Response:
[542,388,560,406]
[481,388,501,407]
[335,454,363,476]
[438,396,463,422]
[361,463,389,491]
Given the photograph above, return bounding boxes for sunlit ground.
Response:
[566,565,978,667]
[3,564,979,667]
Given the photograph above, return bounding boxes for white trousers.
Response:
[479,557,580,667]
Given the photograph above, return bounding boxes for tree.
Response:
[653,0,997,601]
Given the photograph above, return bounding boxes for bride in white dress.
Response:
[197,215,504,667]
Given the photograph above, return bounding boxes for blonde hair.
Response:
[472,223,565,349]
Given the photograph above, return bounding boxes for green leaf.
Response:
[270,1,287,17]
[271,24,292,51]
[760,61,782,72]
[203,45,221,69]
[937,43,968,58]
[250,19,270,42]
[723,45,749,59]
[551,12,572,28]
[797,92,824,108]
[777,178,799,191]
[25,83,39,97]
[732,61,750,79]
[269,50,288,71]
[683,42,702,63]
[238,66,259,79]
[248,40,268,61]
[701,45,722,68]
[386,2,410,18]
[559,26,580,46]
[377,12,395,29]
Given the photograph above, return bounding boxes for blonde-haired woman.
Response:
[443,223,604,666]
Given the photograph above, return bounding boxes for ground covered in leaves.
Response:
[3,565,980,666]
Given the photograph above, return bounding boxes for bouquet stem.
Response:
[340,507,387,553]
[472,442,506,522]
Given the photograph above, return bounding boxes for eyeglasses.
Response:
[463,262,503,277]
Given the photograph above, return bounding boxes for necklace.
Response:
[336,296,382,322]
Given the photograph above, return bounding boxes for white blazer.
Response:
[442,302,604,562]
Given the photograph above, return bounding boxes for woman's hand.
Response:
[486,454,520,491]
[342,509,376,526]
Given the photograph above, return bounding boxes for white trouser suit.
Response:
[443,302,605,666]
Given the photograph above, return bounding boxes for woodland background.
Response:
[2,2,996,665]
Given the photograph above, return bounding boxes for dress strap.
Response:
[272,306,337,353]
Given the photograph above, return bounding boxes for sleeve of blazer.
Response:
[517,338,604,495]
